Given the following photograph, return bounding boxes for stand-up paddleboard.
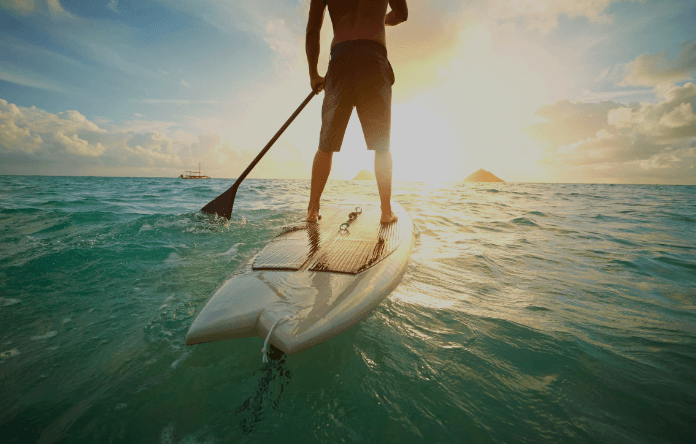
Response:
[186,200,415,355]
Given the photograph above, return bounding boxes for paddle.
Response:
[200,90,319,219]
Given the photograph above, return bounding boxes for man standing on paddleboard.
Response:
[306,0,408,224]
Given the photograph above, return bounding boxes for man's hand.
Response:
[311,74,325,94]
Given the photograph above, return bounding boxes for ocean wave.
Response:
[0,177,694,443]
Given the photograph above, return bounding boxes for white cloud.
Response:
[487,0,642,33]
[526,83,696,183]
[0,104,44,154]
[621,40,696,86]
[0,99,306,178]
[265,19,300,59]
[54,132,105,156]
[107,0,119,14]
[0,99,180,167]
[0,64,69,93]
[0,99,105,156]
[113,118,179,135]
[526,100,622,147]
[607,83,696,138]
[120,132,179,166]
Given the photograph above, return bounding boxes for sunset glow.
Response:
[1,0,694,184]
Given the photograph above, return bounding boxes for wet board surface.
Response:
[186,200,415,354]
[253,203,409,275]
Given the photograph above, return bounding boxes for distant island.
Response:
[352,170,376,180]
[463,169,505,183]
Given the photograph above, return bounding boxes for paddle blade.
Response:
[200,185,238,219]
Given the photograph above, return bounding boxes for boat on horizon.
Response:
[179,162,211,179]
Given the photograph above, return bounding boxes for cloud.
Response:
[0,99,305,178]
[0,99,105,156]
[621,40,696,86]
[3,2,163,83]
[0,99,183,168]
[486,0,642,33]
[0,0,66,16]
[119,132,180,166]
[46,0,64,16]
[0,65,69,93]
[526,100,622,148]
[146,0,471,99]
[54,132,105,157]
[107,0,119,14]
[526,83,696,183]
[264,19,300,59]
[0,0,36,15]
[113,118,180,135]
[386,0,470,97]
[151,0,305,39]
[607,83,696,139]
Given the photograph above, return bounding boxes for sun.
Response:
[390,101,464,184]
[325,105,463,183]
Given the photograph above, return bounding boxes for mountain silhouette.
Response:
[463,169,505,182]
[352,170,376,180]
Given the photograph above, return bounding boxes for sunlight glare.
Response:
[391,101,462,183]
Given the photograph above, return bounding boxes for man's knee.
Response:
[316,149,334,158]
[314,149,334,165]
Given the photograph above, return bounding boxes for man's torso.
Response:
[327,0,389,48]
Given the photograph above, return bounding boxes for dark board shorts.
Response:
[319,39,395,153]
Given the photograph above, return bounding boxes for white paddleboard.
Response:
[186,200,415,355]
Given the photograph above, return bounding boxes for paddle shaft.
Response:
[200,90,318,219]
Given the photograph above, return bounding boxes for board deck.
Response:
[185,200,415,354]
[253,203,408,274]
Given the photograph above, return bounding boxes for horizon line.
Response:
[0,174,694,186]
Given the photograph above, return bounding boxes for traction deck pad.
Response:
[253,203,408,275]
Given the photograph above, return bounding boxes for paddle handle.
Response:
[200,90,318,219]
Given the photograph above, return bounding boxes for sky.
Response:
[1,0,695,184]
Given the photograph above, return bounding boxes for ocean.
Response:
[0,175,694,443]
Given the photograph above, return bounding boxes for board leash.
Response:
[339,206,363,234]
[262,315,297,362]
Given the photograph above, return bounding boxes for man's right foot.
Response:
[306,211,322,223]
[380,211,398,224]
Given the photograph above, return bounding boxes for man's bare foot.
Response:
[306,211,322,223]
[380,211,398,224]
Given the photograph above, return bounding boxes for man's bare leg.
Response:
[374,149,398,224]
[307,149,333,222]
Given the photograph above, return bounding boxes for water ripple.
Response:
[0,177,694,443]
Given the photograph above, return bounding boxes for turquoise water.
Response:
[1,176,695,443]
